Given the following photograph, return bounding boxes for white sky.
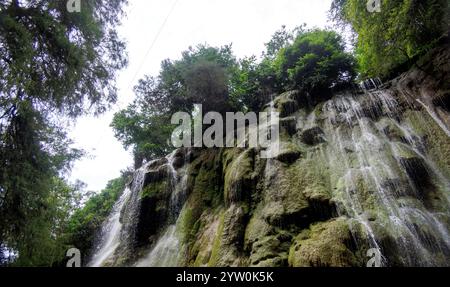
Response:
[68,0,333,191]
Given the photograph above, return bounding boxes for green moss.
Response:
[208,212,225,267]
[288,218,360,267]
[248,231,292,267]
[244,209,272,248]
[407,110,450,176]
[314,102,326,119]
[273,91,299,117]
[223,148,255,204]
[285,157,332,204]
[190,212,223,267]
[178,201,200,245]
[191,149,224,208]
[140,181,168,199]
[178,149,225,260]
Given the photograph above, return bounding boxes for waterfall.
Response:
[88,187,131,267]
[135,225,181,267]
[88,151,190,267]
[88,163,148,267]
[360,78,383,91]
[88,82,449,267]
[321,89,450,266]
[416,99,450,138]
[134,151,188,267]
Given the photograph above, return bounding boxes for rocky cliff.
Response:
[89,45,450,267]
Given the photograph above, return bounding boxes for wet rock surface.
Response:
[90,45,450,267]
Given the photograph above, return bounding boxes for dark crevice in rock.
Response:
[280,117,297,136]
[301,127,326,146]
[275,150,301,165]
[399,157,432,194]
[432,91,450,113]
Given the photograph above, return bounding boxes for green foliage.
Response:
[9,177,85,267]
[0,0,128,266]
[231,26,354,110]
[113,27,356,168]
[111,99,173,168]
[64,176,128,263]
[274,29,355,96]
[330,0,449,78]
[229,25,305,111]
[229,56,278,112]
[0,0,128,116]
[112,45,238,167]
[159,44,237,114]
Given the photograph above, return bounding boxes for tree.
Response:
[159,44,238,114]
[330,0,449,78]
[229,24,308,112]
[0,0,128,266]
[111,104,173,169]
[274,29,355,101]
[229,56,279,112]
[113,45,238,167]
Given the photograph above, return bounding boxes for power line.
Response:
[90,0,179,150]
[127,0,179,95]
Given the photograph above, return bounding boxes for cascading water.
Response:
[88,151,190,267]
[88,187,131,267]
[88,75,449,267]
[134,152,188,267]
[134,224,181,267]
[320,88,450,266]
[88,164,148,267]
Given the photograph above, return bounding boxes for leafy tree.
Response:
[183,61,230,115]
[230,24,309,112]
[0,0,127,266]
[230,56,279,112]
[111,101,173,168]
[8,176,85,266]
[274,29,355,100]
[330,0,449,78]
[264,25,295,59]
[159,44,237,114]
[112,45,238,167]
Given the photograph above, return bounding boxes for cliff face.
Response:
[90,46,450,267]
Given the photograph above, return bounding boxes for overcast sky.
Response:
[68,0,333,191]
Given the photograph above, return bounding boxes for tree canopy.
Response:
[0,0,128,266]
[112,28,356,167]
[112,44,238,167]
[274,28,355,98]
[330,0,449,78]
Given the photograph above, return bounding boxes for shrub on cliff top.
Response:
[274,29,356,99]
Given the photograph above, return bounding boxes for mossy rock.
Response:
[275,149,302,165]
[141,181,169,199]
[280,116,298,136]
[244,210,273,249]
[223,148,256,204]
[300,127,326,146]
[288,218,360,267]
[249,232,292,267]
[207,205,247,267]
[273,91,300,117]
[404,110,450,177]
[190,212,223,267]
[377,118,406,142]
